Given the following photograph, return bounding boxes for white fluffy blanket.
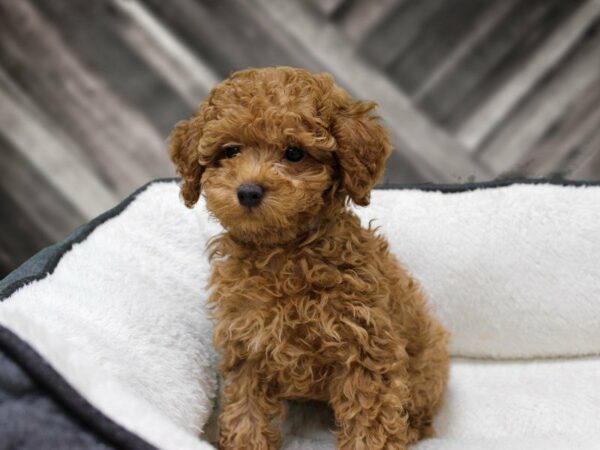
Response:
[1,180,600,449]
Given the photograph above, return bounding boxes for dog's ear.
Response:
[330,91,392,206]
[168,113,206,208]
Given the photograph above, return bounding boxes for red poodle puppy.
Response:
[169,66,449,450]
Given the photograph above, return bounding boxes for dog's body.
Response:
[169,67,449,450]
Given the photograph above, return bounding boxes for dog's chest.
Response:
[261,295,342,399]
[212,237,388,394]
[223,252,347,359]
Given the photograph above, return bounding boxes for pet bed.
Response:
[1,178,599,450]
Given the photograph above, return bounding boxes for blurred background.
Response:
[1,0,600,277]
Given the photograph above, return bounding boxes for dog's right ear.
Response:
[168,114,205,208]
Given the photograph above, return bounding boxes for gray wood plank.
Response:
[569,132,600,180]
[0,79,118,219]
[458,0,600,150]
[143,0,433,182]
[417,0,581,129]
[0,0,171,196]
[337,0,404,43]
[254,0,490,182]
[387,0,493,95]
[141,0,322,77]
[0,133,85,243]
[359,0,446,69]
[308,0,349,17]
[28,0,195,136]
[112,0,218,106]
[2,0,600,277]
[522,73,600,177]
[0,189,53,279]
[412,0,517,102]
[477,22,600,175]
[220,0,427,183]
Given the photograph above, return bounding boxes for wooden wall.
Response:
[1,0,599,276]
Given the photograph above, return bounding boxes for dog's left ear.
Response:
[330,92,392,206]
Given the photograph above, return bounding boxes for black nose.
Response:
[237,183,264,207]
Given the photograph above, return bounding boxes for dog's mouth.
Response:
[222,196,311,242]
[239,206,263,221]
[204,179,330,244]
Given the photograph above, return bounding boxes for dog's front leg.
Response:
[218,361,283,450]
[329,361,411,450]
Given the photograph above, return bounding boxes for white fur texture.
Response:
[0,182,219,450]
[359,184,600,358]
[283,357,600,450]
[1,181,599,449]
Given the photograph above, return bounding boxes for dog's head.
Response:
[169,67,391,244]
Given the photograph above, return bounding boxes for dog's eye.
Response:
[224,146,240,159]
[284,147,304,162]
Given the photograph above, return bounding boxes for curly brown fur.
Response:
[169,67,449,450]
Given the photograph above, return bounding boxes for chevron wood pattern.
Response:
[1,0,599,276]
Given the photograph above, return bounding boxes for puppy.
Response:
[169,67,449,450]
